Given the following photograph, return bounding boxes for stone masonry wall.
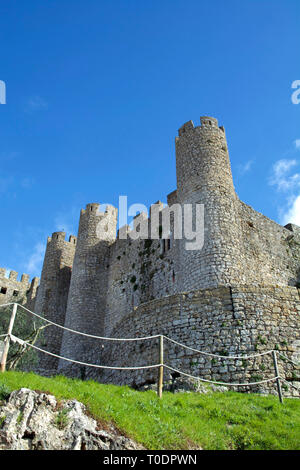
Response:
[0,268,39,308]
[96,285,300,397]
[237,201,300,287]
[34,232,77,370]
[28,115,300,395]
[58,204,118,377]
[104,205,178,336]
[175,117,244,291]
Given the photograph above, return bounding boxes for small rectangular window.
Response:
[13,290,19,297]
[0,287,7,294]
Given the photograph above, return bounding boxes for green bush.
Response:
[0,300,45,371]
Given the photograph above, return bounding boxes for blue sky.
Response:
[0,0,299,280]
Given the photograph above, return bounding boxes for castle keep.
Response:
[1,116,300,394]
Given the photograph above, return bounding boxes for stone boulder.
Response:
[0,388,142,450]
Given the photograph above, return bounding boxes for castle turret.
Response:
[59,204,118,377]
[34,232,77,370]
[0,269,31,305]
[175,116,243,290]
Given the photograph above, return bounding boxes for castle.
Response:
[1,116,299,394]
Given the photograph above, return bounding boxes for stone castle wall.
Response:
[237,202,300,287]
[34,232,77,370]
[58,204,118,376]
[10,115,299,395]
[175,117,243,291]
[96,285,300,396]
[104,205,179,336]
[0,268,39,310]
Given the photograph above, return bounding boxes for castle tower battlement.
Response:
[0,268,32,305]
[78,203,118,244]
[59,203,118,376]
[175,116,243,290]
[176,116,234,198]
[47,231,77,246]
[34,231,77,370]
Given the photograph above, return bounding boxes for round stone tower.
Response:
[59,203,118,377]
[34,231,77,370]
[175,116,243,290]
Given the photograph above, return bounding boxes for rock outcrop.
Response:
[0,388,142,450]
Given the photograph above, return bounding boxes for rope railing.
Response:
[5,330,281,385]
[163,335,274,359]
[0,303,286,357]
[14,303,160,342]
[164,364,281,387]
[0,303,299,402]
[8,335,161,371]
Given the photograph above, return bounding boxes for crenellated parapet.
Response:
[177,116,224,136]
[47,231,77,247]
[34,230,77,370]
[0,268,36,305]
[58,203,118,376]
[175,116,242,291]
[78,203,118,245]
[176,116,234,198]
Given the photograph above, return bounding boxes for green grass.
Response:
[54,408,70,430]
[0,371,300,450]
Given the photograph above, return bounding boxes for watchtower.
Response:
[175,116,242,290]
[59,204,118,377]
[34,232,77,370]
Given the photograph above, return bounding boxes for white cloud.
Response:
[25,96,48,113]
[295,139,300,150]
[269,159,300,192]
[238,160,254,175]
[280,195,300,226]
[25,242,45,277]
[270,152,300,226]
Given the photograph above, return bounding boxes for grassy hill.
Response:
[0,371,299,450]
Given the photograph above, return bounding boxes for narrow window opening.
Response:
[0,287,7,294]
[13,290,19,297]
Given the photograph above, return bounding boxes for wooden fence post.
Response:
[272,350,283,404]
[0,303,18,373]
[157,335,164,398]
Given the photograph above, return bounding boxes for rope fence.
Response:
[164,335,274,359]
[0,303,299,402]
